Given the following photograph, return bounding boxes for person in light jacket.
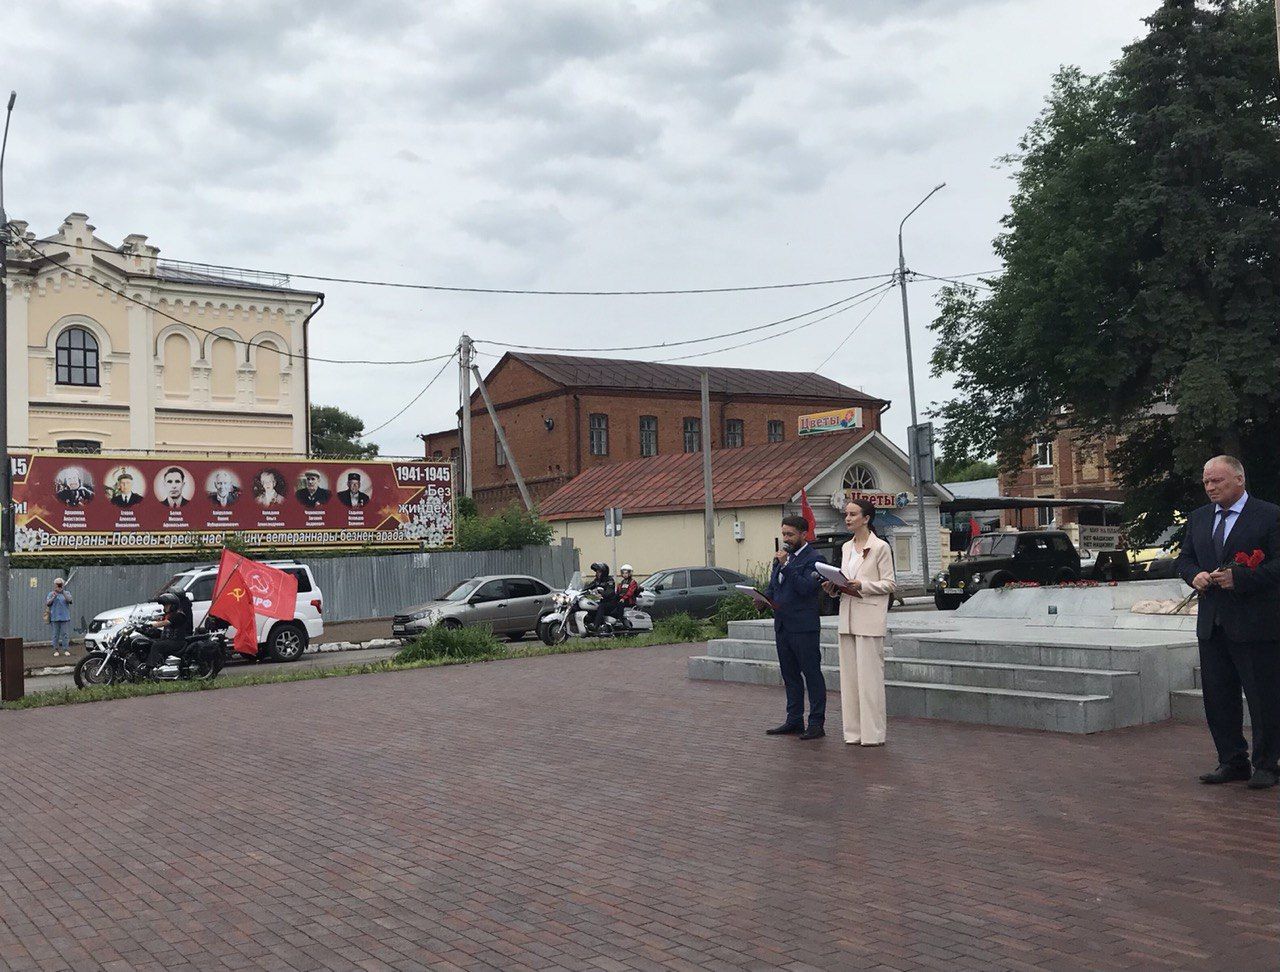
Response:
[45,578,74,658]
[823,499,897,746]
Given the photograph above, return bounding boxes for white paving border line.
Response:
[25,638,403,677]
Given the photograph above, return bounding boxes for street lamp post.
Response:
[897,182,945,595]
[0,91,16,638]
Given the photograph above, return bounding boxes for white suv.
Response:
[84,561,325,661]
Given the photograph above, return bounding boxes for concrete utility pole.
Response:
[0,92,16,639]
[700,371,715,567]
[471,364,533,512]
[459,333,474,499]
[897,182,945,592]
[1274,0,1279,73]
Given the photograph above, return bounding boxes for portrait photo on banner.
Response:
[54,466,95,507]
[105,465,146,508]
[154,465,194,508]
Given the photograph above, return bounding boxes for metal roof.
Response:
[507,352,886,404]
[539,431,871,520]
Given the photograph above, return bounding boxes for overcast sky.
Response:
[4,0,1156,457]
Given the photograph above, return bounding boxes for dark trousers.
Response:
[775,625,825,728]
[1199,631,1280,771]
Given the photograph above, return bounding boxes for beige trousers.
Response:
[838,633,886,745]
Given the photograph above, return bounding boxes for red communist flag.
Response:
[213,549,297,621]
[208,549,300,656]
[799,488,818,542]
[208,566,259,657]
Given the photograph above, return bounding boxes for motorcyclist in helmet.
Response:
[616,565,640,609]
[142,591,194,671]
[585,563,621,631]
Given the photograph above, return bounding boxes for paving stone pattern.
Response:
[0,643,1276,971]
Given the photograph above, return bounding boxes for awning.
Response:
[940,496,1122,513]
[875,511,908,528]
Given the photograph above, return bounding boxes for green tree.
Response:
[310,405,379,458]
[929,0,1280,542]
[454,503,555,551]
[936,456,999,484]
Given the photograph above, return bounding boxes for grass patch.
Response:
[652,612,707,643]
[395,624,503,663]
[1,627,716,711]
[707,593,768,638]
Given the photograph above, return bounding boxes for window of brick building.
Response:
[767,420,784,443]
[589,414,609,456]
[496,436,507,466]
[1036,495,1054,527]
[432,450,443,459]
[724,419,744,448]
[1034,438,1054,468]
[639,416,658,457]
[683,418,701,453]
[450,447,460,460]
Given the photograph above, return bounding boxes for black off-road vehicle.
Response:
[931,530,1082,610]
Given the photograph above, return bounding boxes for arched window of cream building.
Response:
[251,335,289,403]
[209,335,239,402]
[162,332,193,396]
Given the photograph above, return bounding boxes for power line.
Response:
[12,234,454,366]
[654,281,898,363]
[813,286,894,373]
[362,352,458,436]
[911,270,997,290]
[475,283,892,354]
[6,228,898,296]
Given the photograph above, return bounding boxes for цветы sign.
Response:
[797,407,864,436]
[10,452,453,555]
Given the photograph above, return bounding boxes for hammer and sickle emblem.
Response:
[229,586,247,602]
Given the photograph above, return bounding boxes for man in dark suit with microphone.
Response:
[1176,455,1280,790]
[764,515,829,740]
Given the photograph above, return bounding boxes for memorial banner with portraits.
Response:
[10,452,454,555]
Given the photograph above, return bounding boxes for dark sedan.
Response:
[642,566,755,619]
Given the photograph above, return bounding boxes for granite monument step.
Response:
[1170,687,1251,727]
[687,656,1116,733]
[704,637,1137,699]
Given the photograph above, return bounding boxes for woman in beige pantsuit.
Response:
[823,499,897,746]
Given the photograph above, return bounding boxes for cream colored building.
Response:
[3,213,323,454]
[540,430,949,592]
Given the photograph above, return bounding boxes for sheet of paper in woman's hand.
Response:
[814,562,848,584]
[735,584,777,610]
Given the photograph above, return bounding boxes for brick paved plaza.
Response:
[1,643,1276,971]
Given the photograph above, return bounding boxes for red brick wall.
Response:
[426,358,885,514]
[1000,426,1123,528]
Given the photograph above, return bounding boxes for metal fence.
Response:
[10,543,580,644]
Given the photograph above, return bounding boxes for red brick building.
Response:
[421,352,888,514]
[1000,422,1123,529]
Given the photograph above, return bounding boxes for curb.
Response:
[23,638,401,678]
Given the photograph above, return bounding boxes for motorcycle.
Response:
[538,573,655,646]
[74,608,228,689]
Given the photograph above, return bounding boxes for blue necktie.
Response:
[1213,508,1229,564]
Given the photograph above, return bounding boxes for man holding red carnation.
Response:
[1176,456,1280,790]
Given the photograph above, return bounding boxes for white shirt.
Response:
[1215,491,1248,543]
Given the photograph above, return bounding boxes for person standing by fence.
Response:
[45,578,74,657]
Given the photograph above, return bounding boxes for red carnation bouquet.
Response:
[1170,548,1265,614]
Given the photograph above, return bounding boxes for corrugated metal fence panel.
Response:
[9,545,580,643]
